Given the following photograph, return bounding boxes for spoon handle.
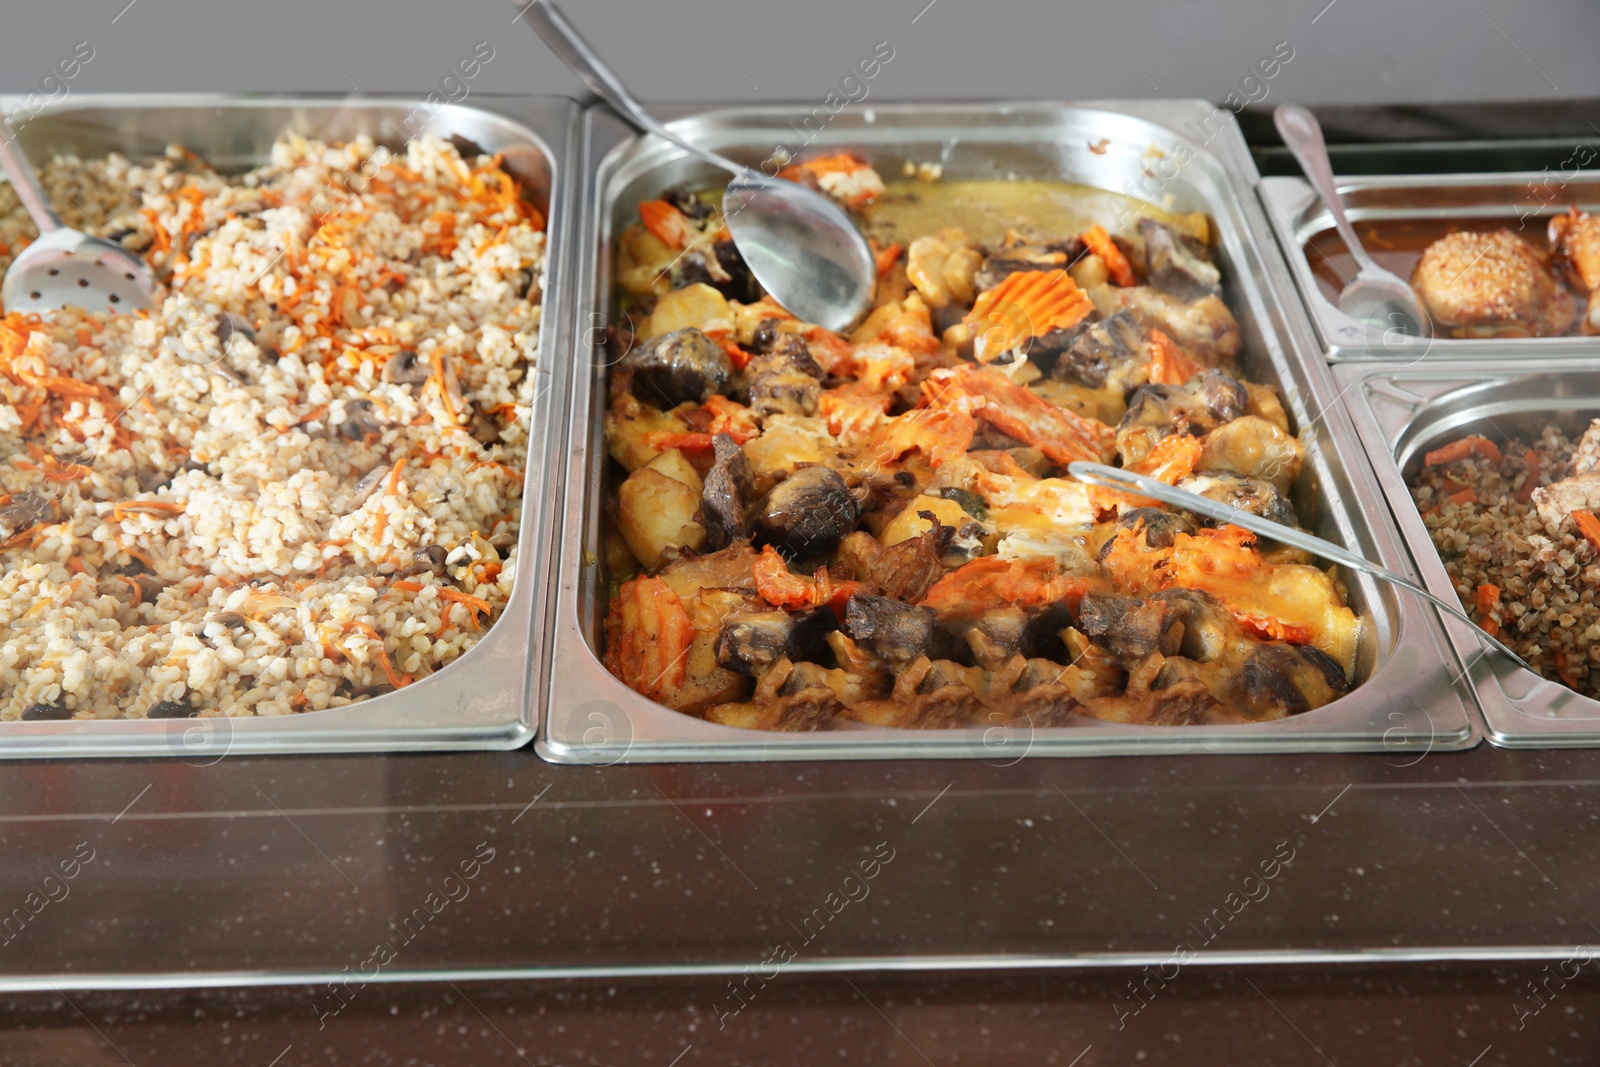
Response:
[1273,105,1383,278]
[515,1,751,179]
[1066,461,1531,671]
[0,114,62,235]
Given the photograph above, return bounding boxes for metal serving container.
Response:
[1338,361,1600,746]
[537,100,1479,764]
[0,94,577,758]
[1260,172,1600,361]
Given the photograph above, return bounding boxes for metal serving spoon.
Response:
[1067,461,1529,670]
[0,110,155,315]
[515,0,877,332]
[1274,105,1429,338]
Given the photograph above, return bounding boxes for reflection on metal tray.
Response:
[1339,362,1600,747]
[536,100,1479,764]
[1260,172,1600,361]
[0,93,577,758]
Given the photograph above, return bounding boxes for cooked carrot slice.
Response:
[1235,613,1315,645]
[605,576,696,701]
[638,199,696,250]
[1144,328,1203,385]
[922,556,1100,619]
[963,269,1094,362]
[1445,488,1477,506]
[753,545,827,610]
[1516,452,1543,503]
[873,241,903,278]
[702,394,760,443]
[1475,583,1502,637]
[820,382,891,439]
[701,328,754,370]
[925,364,1116,466]
[778,152,870,181]
[1088,433,1205,514]
[1424,435,1502,467]
[1574,509,1600,554]
[1080,224,1137,286]
[645,431,715,454]
[869,407,976,470]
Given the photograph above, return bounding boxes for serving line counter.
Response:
[3,96,1600,1064]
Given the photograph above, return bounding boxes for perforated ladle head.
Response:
[0,116,155,315]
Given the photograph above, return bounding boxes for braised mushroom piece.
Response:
[620,327,734,409]
[700,433,754,550]
[843,595,948,670]
[336,399,385,440]
[1177,472,1299,528]
[1116,368,1248,465]
[1140,218,1221,302]
[753,466,859,560]
[381,349,431,387]
[20,701,71,722]
[716,607,837,676]
[397,545,450,580]
[0,492,57,541]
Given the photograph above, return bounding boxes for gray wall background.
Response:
[0,0,1595,108]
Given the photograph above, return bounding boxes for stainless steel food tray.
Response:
[538,100,1478,763]
[0,93,577,758]
[1338,360,1600,746]
[1260,172,1600,360]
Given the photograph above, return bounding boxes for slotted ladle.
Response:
[0,110,155,315]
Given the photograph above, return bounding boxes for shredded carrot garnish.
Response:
[1516,452,1543,504]
[1080,224,1137,286]
[1555,651,1582,689]
[342,620,410,689]
[429,353,459,425]
[65,556,86,575]
[111,501,185,522]
[390,580,425,593]
[963,269,1093,362]
[438,587,493,622]
[1144,328,1202,385]
[1475,583,1502,637]
[1424,436,1502,467]
[1574,509,1600,554]
[638,199,696,250]
[114,575,144,608]
[117,541,154,568]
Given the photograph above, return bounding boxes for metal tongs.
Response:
[1068,462,1530,670]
